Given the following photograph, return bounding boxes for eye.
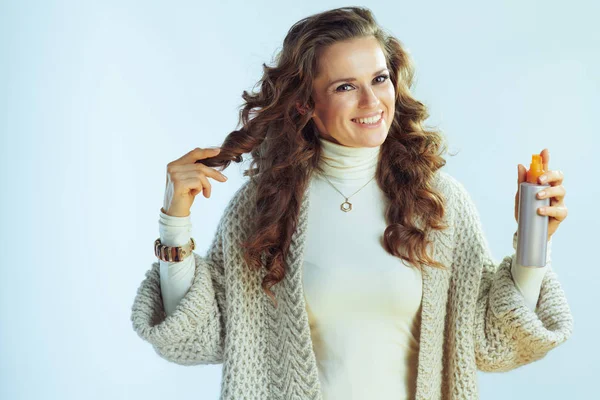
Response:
[335,74,390,92]
[374,74,390,83]
[336,83,354,92]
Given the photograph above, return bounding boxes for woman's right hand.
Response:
[162,147,228,217]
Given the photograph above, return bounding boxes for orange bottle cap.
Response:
[526,154,547,184]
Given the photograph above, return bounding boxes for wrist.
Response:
[161,207,190,218]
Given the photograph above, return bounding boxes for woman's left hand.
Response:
[514,148,568,242]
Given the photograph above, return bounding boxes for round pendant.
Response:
[340,201,352,212]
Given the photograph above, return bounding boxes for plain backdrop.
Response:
[1,0,598,399]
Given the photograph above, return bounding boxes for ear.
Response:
[295,101,307,115]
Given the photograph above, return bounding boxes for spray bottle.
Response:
[516,154,551,267]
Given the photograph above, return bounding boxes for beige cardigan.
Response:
[130,170,573,399]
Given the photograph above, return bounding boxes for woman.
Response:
[130,7,572,400]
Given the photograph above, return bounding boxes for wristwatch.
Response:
[154,237,196,262]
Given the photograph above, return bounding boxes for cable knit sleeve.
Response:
[129,194,235,366]
[450,176,573,373]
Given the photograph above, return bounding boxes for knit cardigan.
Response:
[130,170,573,400]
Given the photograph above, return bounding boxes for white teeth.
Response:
[353,112,382,124]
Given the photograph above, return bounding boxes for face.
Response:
[303,36,396,148]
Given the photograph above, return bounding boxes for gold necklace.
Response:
[319,173,375,212]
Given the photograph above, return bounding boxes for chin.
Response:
[363,131,388,147]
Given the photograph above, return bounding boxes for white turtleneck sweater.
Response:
[157,137,550,399]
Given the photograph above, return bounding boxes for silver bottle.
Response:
[516,155,550,267]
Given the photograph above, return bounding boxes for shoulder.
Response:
[430,170,480,228]
[431,170,472,206]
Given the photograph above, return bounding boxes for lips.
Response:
[351,111,383,123]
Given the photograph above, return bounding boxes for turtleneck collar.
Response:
[315,136,381,182]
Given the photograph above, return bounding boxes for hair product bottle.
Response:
[516,154,551,267]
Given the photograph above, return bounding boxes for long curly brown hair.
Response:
[199,6,454,308]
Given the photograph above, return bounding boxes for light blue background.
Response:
[1,0,597,398]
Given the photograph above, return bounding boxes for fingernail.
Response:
[539,176,547,183]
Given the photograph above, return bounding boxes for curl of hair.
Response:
[198,6,456,308]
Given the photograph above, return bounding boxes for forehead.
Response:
[316,36,387,81]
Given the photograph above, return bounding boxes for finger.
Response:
[198,174,212,198]
[174,147,221,165]
[538,169,564,185]
[537,185,566,201]
[173,163,228,182]
[195,163,228,182]
[539,148,550,171]
[517,164,527,184]
[538,205,568,221]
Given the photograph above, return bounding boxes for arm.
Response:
[510,231,552,312]
[130,202,230,366]
[158,209,196,317]
[450,178,573,373]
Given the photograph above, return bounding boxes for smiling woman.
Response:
[131,6,573,400]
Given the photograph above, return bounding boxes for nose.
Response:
[358,86,380,109]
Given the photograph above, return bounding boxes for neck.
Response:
[315,136,381,182]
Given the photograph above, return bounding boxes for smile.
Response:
[351,111,384,128]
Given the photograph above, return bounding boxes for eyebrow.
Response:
[327,68,390,88]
